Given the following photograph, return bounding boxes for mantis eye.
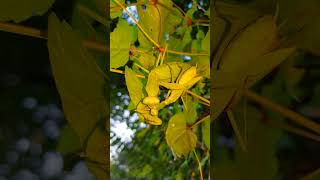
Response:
[143,96,160,105]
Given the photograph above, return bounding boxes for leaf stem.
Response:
[227,110,247,152]
[244,89,320,135]
[0,22,108,53]
[186,90,210,105]
[190,115,209,129]
[193,150,204,180]
[269,121,320,142]
[78,4,108,26]
[167,49,209,56]
[134,62,149,73]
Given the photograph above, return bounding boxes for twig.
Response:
[113,0,209,57]
[227,110,247,152]
[244,89,320,135]
[193,150,204,180]
[78,4,108,26]
[190,114,209,129]
[270,122,320,142]
[110,68,145,78]
[186,90,210,105]
[0,22,108,53]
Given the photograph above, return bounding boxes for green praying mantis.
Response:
[136,51,203,125]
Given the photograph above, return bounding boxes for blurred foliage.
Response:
[0,0,108,179]
[213,0,320,180]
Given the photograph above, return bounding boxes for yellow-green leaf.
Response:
[201,115,210,149]
[47,13,107,143]
[0,0,54,22]
[57,125,82,155]
[125,66,145,107]
[219,16,279,73]
[166,112,197,157]
[111,18,135,68]
[86,127,107,166]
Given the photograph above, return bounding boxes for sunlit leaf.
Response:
[111,18,135,68]
[201,115,210,149]
[166,112,197,157]
[125,66,145,107]
[110,0,122,19]
[0,0,54,22]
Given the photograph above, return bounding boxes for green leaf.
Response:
[166,112,197,158]
[125,66,145,107]
[201,115,210,149]
[137,0,178,47]
[0,0,54,22]
[110,0,122,19]
[86,127,107,166]
[277,0,320,55]
[47,13,107,143]
[212,2,261,69]
[202,31,210,53]
[245,48,296,88]
[86,161,108,180]
[133,51,156,70]
[111,18,135,69]
[219,16,279,73]
[183,96,197,124]
[181,27,192,49]
[57,125,82,155]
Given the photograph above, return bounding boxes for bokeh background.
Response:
[0,0,97,179]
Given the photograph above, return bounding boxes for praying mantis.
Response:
[135,48,203,125]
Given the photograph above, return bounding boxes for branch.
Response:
[244,89,320,135]
[0,22,108,53]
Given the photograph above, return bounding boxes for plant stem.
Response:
[190,115,209,129]
[167,49,209,56]
[270,122,320,142]
[113,0,162,49]
[78,4,108,26]
[0,22,108,53]
[227,110,247,152]
[244,89,320,135]
[110,68,145,78]
[134,62,149,73]
[113,0,209,57]
[193,150,204,180]
[186,90,210,105]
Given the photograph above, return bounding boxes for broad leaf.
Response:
[57,125,82,155]
[201,115,210,149]
[111,18,135,69]
[0,0,54,22]
[110,0,122,19]
[47,13,107,143]
[125,66,145,107]
[166,112,197,157]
